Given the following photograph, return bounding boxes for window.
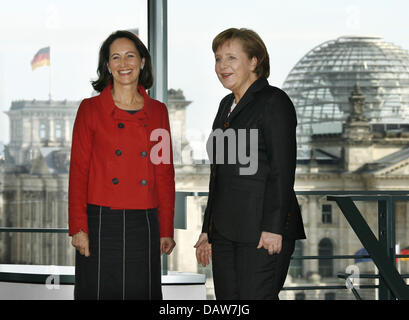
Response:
[55,122,62,140]
[295,292,306,300]
[2,0,408,301]
[319,238,334,277]
[39,122,48,141]
[289,240,304,278]
[322,204,332,224]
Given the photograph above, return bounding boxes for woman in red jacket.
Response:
[69,30,175,300]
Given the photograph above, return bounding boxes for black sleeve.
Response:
[201,95,232,234]
[260,89,297,235]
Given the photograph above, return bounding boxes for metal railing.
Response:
[287,191,409,299]
[1,190,409,299]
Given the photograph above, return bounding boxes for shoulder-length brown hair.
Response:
[212,28,270,78]
[91,30,154,92]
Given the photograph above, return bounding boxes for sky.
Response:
[1,0,409,159]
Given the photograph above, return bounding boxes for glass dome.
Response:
[282,36,409,152]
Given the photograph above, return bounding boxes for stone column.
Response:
[49,117,55,143]
[65,118,72,144]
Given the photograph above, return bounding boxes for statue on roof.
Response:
[348,83,367,123]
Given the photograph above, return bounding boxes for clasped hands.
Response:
[194,231,282,267]
[71,230,176,257]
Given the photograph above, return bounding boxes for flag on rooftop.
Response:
[31,47,50,70]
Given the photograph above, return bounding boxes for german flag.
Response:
[31,47,50,70]
[399,247,409,262]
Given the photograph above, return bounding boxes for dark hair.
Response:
[212,28,270,78]
[91,30,154,92]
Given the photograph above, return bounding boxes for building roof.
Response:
[356,147,409,173]
[8,99,79,111]
[283,36,409,150]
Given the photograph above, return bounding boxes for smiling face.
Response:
[215,39,258,100]
[107,37,145,87]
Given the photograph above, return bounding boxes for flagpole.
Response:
[48,57,52,101]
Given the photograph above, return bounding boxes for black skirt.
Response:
[74,204,162,300]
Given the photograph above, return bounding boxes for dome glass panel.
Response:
[282,36,409,152]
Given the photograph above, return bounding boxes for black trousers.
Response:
[74,204,162,300]
[212,227,295,300]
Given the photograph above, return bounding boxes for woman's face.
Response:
[107,37,145,87]
[215,39,257,97]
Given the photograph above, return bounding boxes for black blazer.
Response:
[202,77,306,243]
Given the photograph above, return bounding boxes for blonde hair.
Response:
[212,28,270,78]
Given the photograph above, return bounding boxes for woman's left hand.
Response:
[160,237,176,255]
[257,231,282,255]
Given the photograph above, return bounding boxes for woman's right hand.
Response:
[194,233,212,267]
[71,230,90,257]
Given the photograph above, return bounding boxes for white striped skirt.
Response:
[74,204,162,300]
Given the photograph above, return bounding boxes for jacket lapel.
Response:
[226,77,269,123]
[227,91,254,122]
[213,94,234,130]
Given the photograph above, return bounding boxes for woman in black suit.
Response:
[194,28,306,300]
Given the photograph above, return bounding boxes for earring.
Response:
[108,69,112,74]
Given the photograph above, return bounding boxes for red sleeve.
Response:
[154,103,175,238]
[68,99,94,236]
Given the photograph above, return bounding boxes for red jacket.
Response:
[68,83,175,238]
